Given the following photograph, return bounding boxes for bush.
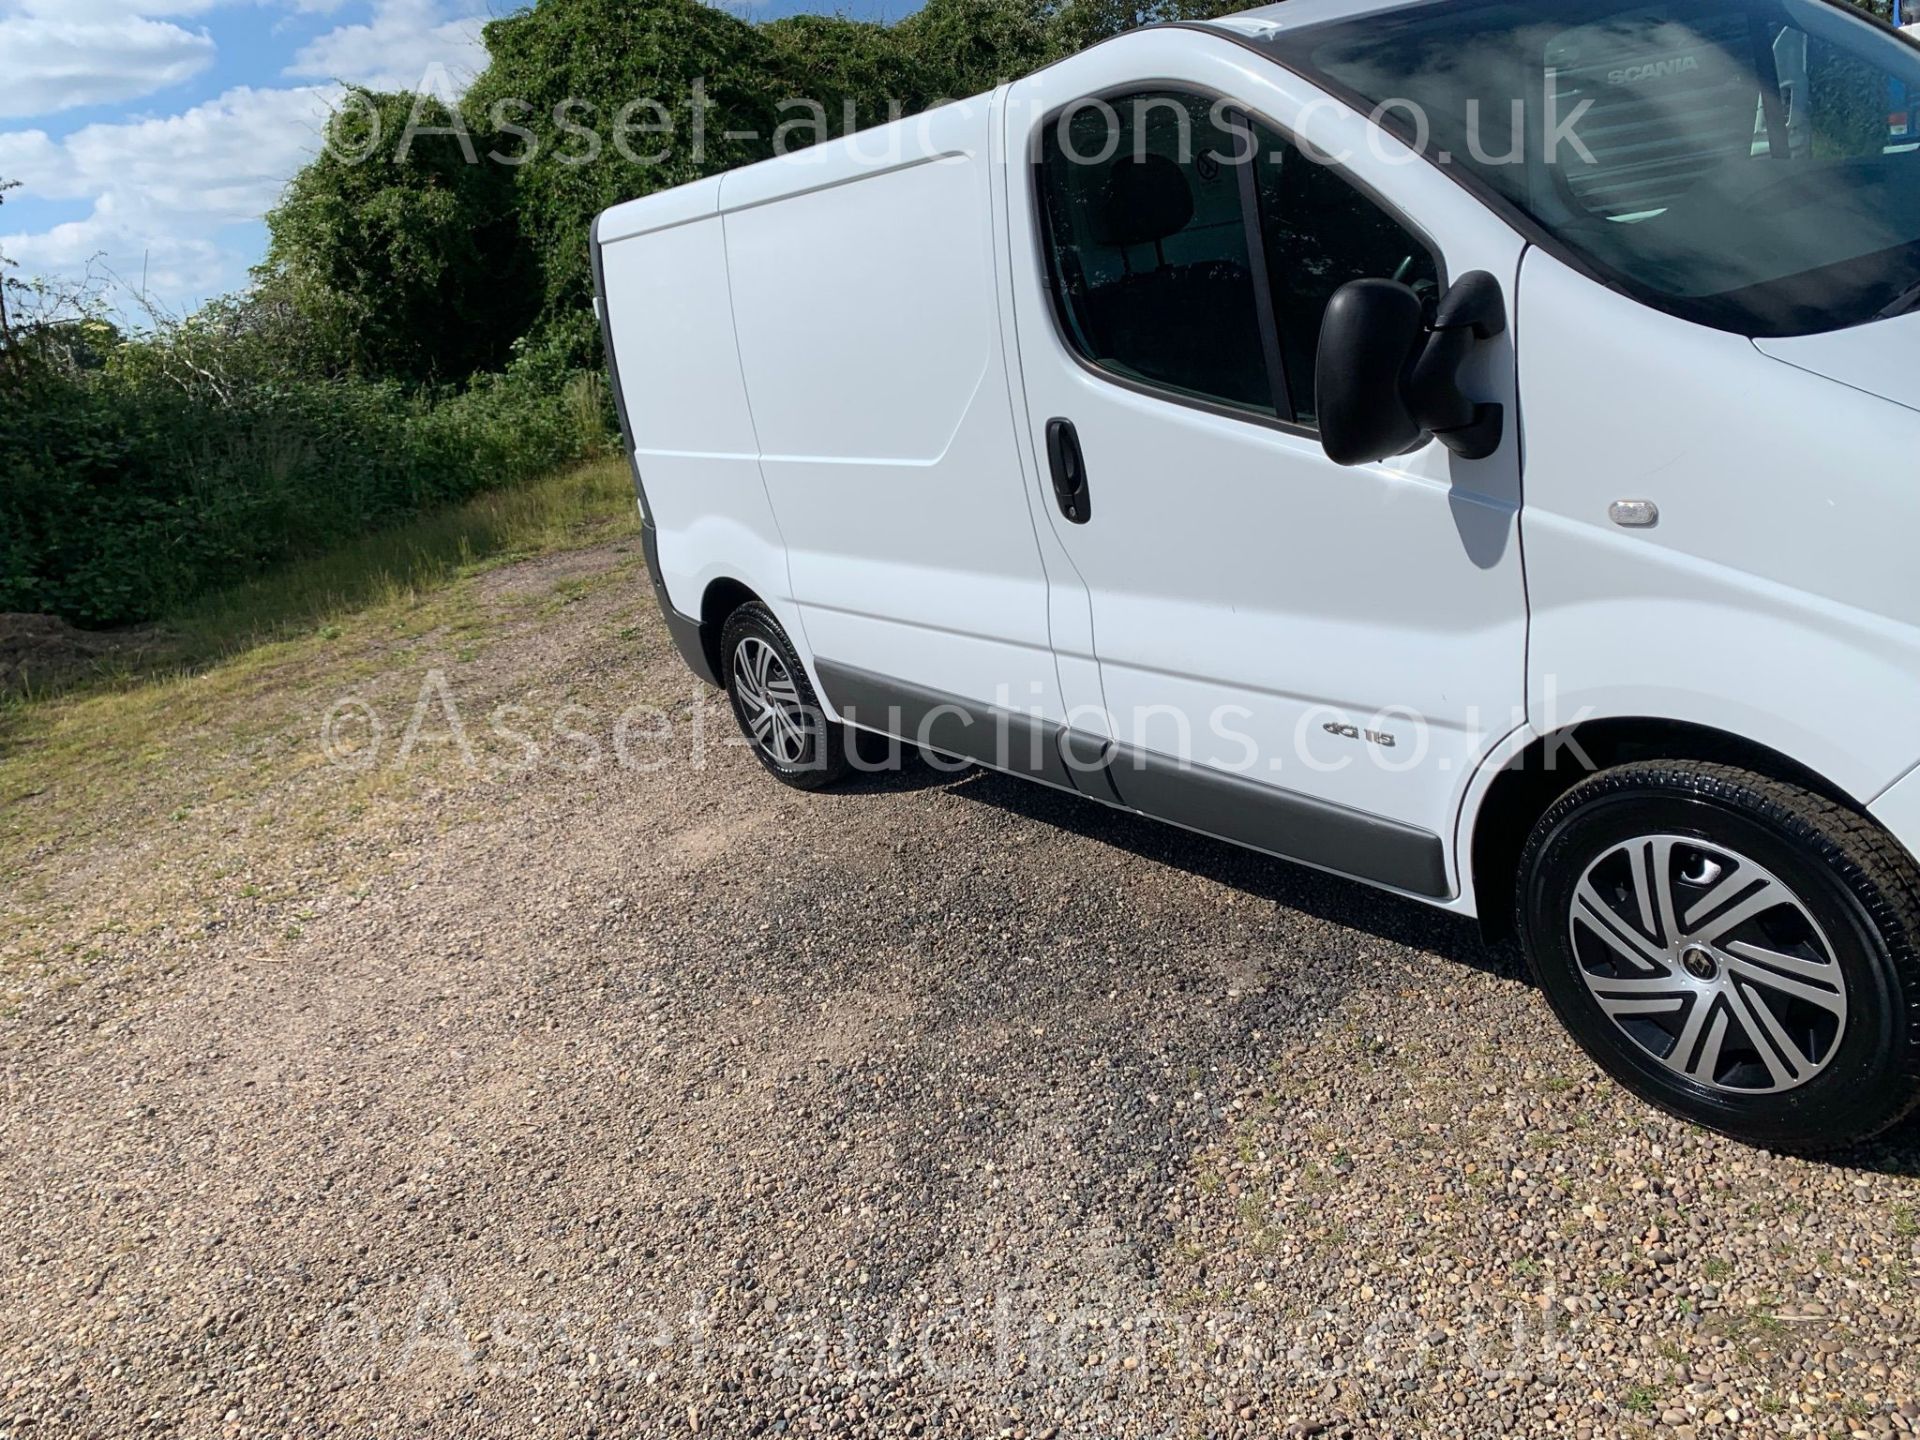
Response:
[0,336,609,627]
[2,140,622,631]
[467,0,785,338]
[0,0,1457,633]
[266,90,539,384]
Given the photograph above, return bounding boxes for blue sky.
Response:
[0,0,919,319]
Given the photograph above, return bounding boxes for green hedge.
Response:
[0,361,608,627]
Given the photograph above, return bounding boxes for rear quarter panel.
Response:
[596,196,792,630]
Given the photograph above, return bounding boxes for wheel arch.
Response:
[1470,717,1868,942]
[697,577,763,683]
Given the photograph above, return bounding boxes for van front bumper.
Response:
[1871,764,1920,868]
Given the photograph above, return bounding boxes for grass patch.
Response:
[2,460,636,775]
[1747,1308,1787,1339]
[1706,1303,1794,1366]
[124,459,633,690]
[0,459,640,968]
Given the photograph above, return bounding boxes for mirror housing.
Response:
[1316,271,1508,467]
[1315,279,1426,467]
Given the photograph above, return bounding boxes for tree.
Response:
[761,13,933,139]
[893,0,1054,102]
[0,178,19,356]
[465,0,786,354]
[1044,0,1244,59]
[259,0,1250,384]
[264,90,537,383]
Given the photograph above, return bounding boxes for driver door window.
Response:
[1250,119,1442,427]
[1037,92,1275,416]
[1036,93,1442,432]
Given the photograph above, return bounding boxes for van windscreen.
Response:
[1264,0,1920,336]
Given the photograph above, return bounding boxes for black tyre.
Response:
[1516,760,1920,1152]
[719,602,848,790]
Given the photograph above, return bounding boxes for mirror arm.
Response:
[1405,270,1507,462]
[1430,269,1508,340]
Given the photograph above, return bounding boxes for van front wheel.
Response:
[720,603,848,790]
[1517,761,1920,1152]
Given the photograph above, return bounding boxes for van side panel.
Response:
[719,101,1064,720]
[726,157,989,463]
[598,214,791,629]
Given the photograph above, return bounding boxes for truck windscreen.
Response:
[1264,0,1920,336]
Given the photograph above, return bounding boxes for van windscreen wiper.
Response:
[1876,277,1920,322]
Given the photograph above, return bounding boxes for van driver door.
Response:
[1000,33,1530,899]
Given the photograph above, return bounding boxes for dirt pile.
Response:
[0,612,149,693]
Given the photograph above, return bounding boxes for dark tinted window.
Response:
[1252,123,1442,426]
[1037,94,1442,429]
[1037,92,1275,415]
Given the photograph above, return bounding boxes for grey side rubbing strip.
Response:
[1102,744,1451,899]
[663,612,718,687]
[815,660,1076,790]
[813,661,1452,899]
[643,525,713,683]
[1058,729,1124,806]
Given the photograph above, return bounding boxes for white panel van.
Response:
[594,0,1920,1150]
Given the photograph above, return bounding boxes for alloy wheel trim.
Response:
[732,636,814,768]
[1568,833,1848,1095]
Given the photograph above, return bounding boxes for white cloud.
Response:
[0,0,495,313]
[0,0,342,16]
[0,1,219,16]
[287,0,488,93]
[0,15,216,118]
[0,210,232,307]
[0,84,340,312]
[2,85,337,218]
[0,0,358,18]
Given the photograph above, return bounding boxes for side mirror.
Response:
[1316,271,1508,468]
[1315,279,1426,467]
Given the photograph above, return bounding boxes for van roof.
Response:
[1206,0,1431,39]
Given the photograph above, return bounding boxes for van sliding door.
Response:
[719,98,1070,765]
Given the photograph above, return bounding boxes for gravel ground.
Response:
[2,538,1918,1439]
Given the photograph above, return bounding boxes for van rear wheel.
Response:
[1516,760,1920,1152]
[720,603,848,790]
